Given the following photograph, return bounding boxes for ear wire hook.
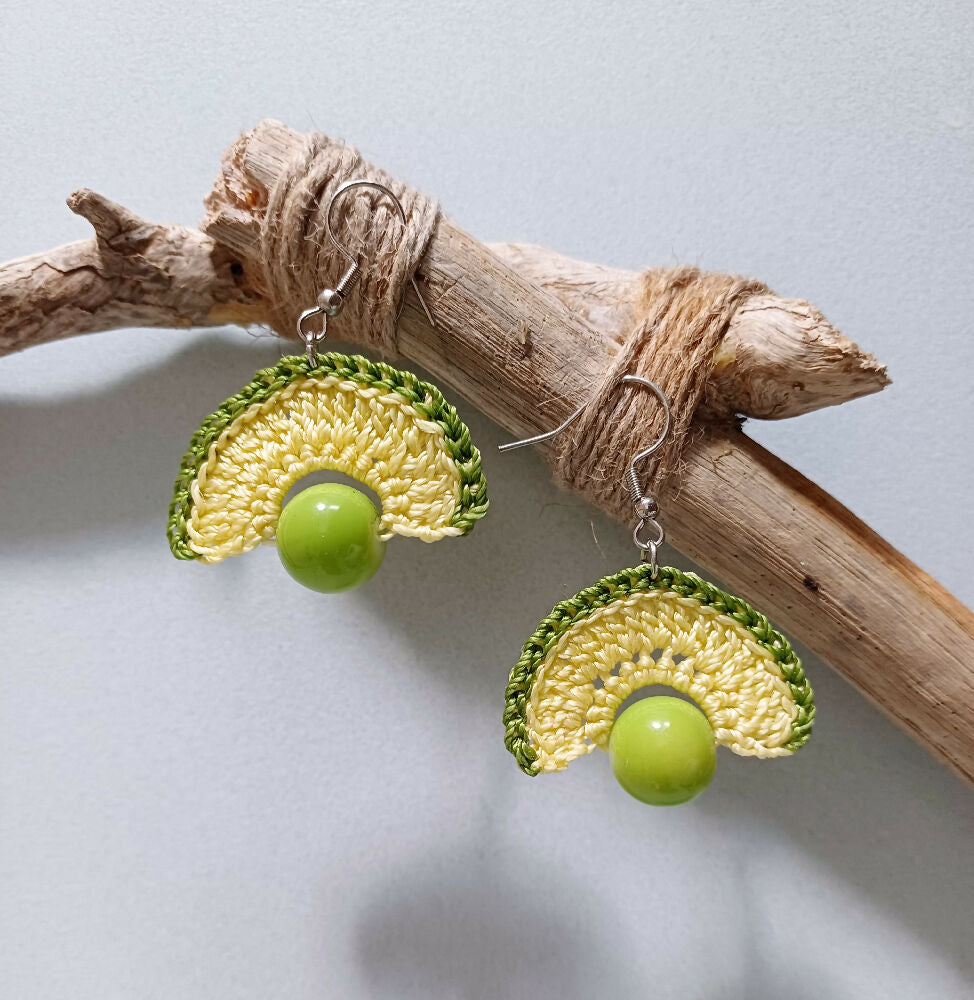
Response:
[297,179,436,365]
[499,375,671,576]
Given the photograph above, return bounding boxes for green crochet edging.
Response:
[503,564,814,775]
[168,352,488,560]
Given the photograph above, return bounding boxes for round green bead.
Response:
[276,483,385,593]
[608,695,716,806]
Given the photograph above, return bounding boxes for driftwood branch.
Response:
[0,190,260,353]
[1,120,971,785]
[490,243,890,420]
[2,190,887,422]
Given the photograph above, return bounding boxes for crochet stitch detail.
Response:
[504,564,814,775]
[168,352,487,561]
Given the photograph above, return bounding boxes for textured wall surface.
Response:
[1,2,972,998]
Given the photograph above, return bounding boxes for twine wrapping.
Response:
[254,134,767,516]
[555,266,770,520]
[258,133,440,354]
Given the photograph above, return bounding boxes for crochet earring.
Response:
[500,376,813,805]
[167,180,487,592]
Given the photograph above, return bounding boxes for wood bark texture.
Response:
[1,120,971,784]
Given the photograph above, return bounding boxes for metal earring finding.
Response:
[296,179,436,366]
[498,374,671,576]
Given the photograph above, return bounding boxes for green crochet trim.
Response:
[168,352,488,560]
[504,564,814,775]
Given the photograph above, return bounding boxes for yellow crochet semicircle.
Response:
[526,589,801,772]
[186,375,464,562]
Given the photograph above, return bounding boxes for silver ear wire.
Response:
[499,374,671,576]
[297,179,436,365]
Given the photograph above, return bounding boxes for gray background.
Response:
[1,2,972,998]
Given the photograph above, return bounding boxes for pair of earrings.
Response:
[167,181,814,806]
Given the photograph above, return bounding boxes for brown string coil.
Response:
[255,133,767,516]
[555,267,770,520]
[258,132,439,354]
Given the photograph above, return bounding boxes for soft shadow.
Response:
[352,837,637,1000]
[0,332,282,551]
[4,342,971,981]
[694,640,974,979]
[359,437,974,981]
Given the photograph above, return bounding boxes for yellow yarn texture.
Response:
[504,565,814,775]
[168,353,488,563]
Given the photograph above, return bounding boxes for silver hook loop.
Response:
[634,516,664,578]
[617,376,671,507]
[297,306,327,367]
[320,179,436,328]
[498,373,671,564]
[498,374,670,495]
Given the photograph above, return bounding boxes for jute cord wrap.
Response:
[258,132,440,355]
[257,134,773,515]
[555,267,771,518]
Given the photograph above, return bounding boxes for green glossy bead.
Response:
[609,696,716,806]
[276,483,385,593]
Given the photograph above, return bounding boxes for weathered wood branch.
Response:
[0,190,260,354]
[1,120,971,785]
[490,243,890,420]
[1,192,886,422]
